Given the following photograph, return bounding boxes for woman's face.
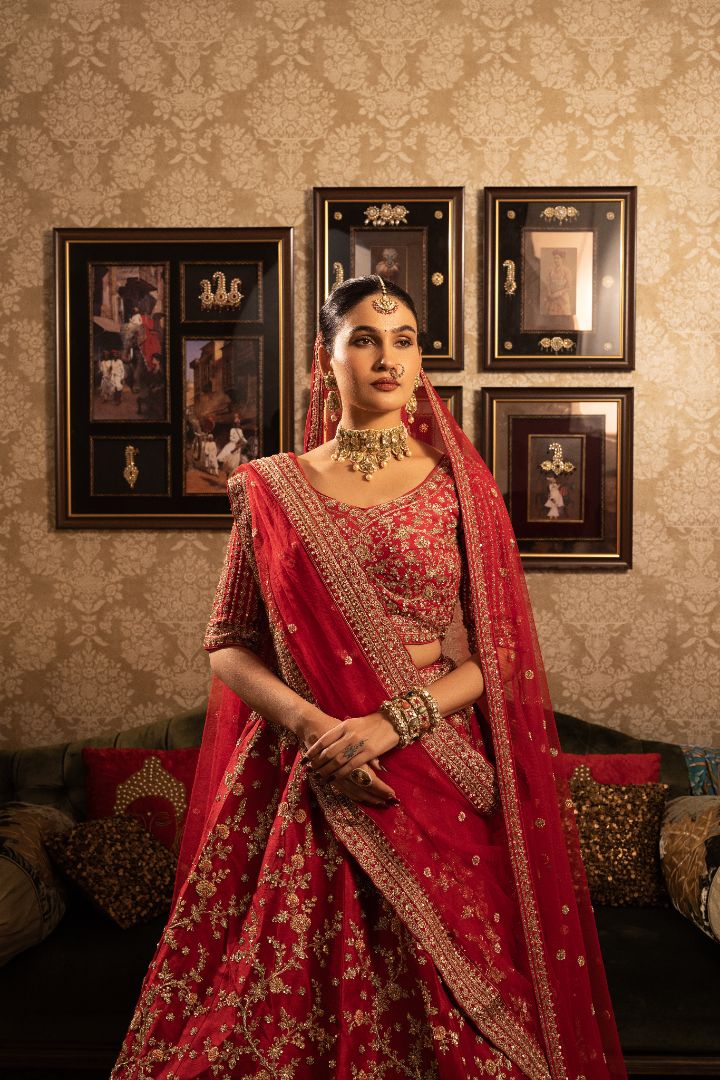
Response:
[326,295,422,419]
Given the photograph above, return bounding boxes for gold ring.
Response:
[350,768,372,787]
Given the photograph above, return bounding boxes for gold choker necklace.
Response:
[331,421,411,480]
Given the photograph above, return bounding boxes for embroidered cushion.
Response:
[82,747,199,854]
[559,752,661,785]
[569,764,669,906]
[680,745,720,796]
[660,795,720,943]
[0,802,74,966]
[44,816,175,930]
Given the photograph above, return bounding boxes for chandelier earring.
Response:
[323,367,341,425]
[405,372,422,425]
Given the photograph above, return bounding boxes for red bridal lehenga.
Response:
[110,363,628,1080]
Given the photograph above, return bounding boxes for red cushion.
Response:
[559,752,661,785]
[82,747,199,854]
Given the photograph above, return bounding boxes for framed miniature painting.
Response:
[483,187,636,371]
[55,227,293,528]
[480,388,633,570]
[314,186,464,371]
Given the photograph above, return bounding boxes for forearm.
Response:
[208,645,317,740]
[414,653,484,717]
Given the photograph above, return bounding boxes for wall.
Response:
[1,0,718,748]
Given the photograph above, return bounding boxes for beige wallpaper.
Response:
[0,0,718,749]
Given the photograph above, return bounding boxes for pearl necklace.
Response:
[330,420,411,480]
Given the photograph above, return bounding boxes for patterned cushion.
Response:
[569,764,670,906]
[681,746,720,796]
[0,802,75,966]
[559,752,661,785]
[82,747,199,853]
[44,816,175,930]
[660,795,720,943]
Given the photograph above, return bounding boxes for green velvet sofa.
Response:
[0,708,718,1079]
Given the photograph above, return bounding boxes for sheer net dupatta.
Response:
[421,373,626,1079]
[304,358,627,1079]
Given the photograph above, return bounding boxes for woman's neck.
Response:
[339,407,403,431]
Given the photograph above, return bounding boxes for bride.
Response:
[111,275,626,1079]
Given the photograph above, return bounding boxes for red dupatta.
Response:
[175,360,627,1080]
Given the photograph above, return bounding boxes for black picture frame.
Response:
[55,227,293,529]
[480,387,633,571]
[483,187,636,371]
[314,186,464,371]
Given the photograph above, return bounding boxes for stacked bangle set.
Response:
[379,686,443,748]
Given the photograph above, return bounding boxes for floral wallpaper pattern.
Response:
[0,0,718,748]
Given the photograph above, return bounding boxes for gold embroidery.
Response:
[312,777,552,1080]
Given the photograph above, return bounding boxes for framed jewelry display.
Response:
[480,388,633,570]
[314,186,464,371]
[55,227,293,528]
[483,187,636,371]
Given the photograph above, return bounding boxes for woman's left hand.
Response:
[301,711,399,784]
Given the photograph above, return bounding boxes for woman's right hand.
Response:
[301,709,398,808]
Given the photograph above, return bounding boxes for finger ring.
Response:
[343,739,365,761]
[350,768,372,787]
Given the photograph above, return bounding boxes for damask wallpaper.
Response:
[0,0,718,749]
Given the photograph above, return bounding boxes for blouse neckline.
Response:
[288,451,448,511]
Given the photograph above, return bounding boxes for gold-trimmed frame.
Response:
[483,187,636,371]
[314,187,464,371]
[55,227,293,529]
[480,387,634,571]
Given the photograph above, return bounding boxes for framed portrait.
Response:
[480,388,633,570]
[483,187,636,371]
[314,187,464,371]
[55,227,293,528]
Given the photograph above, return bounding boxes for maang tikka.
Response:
[372,275,398,315]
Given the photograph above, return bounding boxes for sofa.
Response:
[0,708,718,1079]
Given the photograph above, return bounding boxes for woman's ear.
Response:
[317,340,331,377]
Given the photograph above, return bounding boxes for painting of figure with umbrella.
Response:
[183,336,263,495]
[90,264,168,421]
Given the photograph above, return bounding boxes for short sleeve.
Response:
[203,468,268,654]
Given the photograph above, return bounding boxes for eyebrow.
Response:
[350,324,417,335]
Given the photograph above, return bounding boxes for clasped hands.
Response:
[300,708,400,808]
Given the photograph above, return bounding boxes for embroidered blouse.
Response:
[204,455,477,654]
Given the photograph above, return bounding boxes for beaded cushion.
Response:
[314,456,462,645]
[45,816,175,930]
[569,764,670,906]
[82,747,199,854]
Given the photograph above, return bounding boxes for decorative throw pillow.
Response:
[568,764,670,906]
[82,747,199,853]
[557,751,664,786]
[559,752,661,786]
[659,795,720,943]
[0,802,75,966]
[681,746,720,796]
[44,816,175,930]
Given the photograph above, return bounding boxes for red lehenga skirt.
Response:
[111,658,538,1079]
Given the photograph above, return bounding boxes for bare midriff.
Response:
[405,638,443,669]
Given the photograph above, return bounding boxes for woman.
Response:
[111,276,626,1079]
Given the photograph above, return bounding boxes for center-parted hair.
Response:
[318,275,418,351]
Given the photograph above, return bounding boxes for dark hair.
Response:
[318,275,418,350]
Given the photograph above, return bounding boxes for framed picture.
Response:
[314,187,464,371]
[55,227,293,528]
[480,388,633,570]
[483,187,636,371]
